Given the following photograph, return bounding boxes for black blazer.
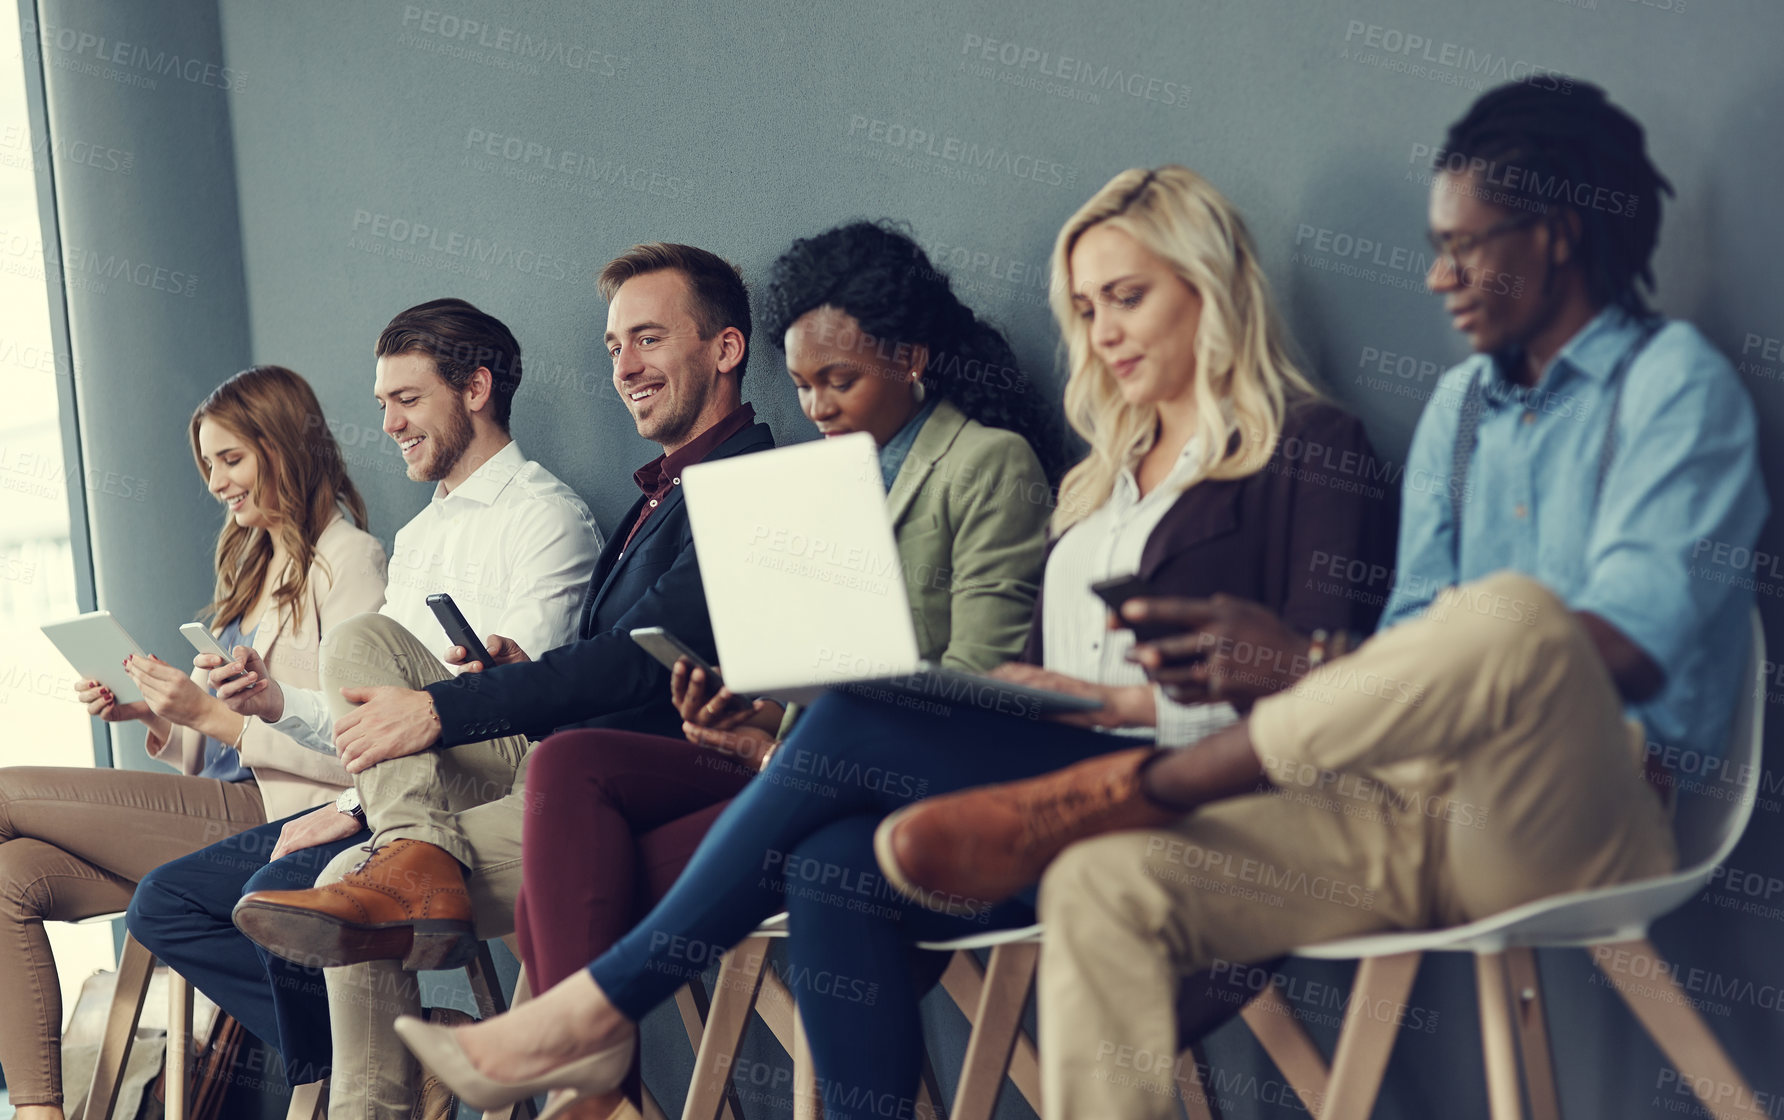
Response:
[427,420,777,744]
[1020,398,1398,663]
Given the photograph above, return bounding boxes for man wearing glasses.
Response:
[874,79,1767,1119]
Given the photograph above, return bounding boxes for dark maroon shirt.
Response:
[621,401,757,553]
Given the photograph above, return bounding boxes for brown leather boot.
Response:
[873,747,1184,915]
[232,838,476,970]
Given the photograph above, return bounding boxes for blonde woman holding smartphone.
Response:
[0,365,385,1120]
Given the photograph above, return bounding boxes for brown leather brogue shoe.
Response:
[874,747,1183,914]
[232,838,476,970]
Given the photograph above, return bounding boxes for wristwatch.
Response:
[335,788,367,826]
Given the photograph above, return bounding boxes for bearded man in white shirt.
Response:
[126,296,602,1089]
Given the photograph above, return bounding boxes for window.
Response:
[0,21,115,1057]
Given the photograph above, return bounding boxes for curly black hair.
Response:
[1435,79,1674,316]
[761,220,1066,481]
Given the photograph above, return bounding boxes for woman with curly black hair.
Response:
[491,221,1056,1119]
[760,219,1067,483]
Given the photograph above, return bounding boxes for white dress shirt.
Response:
[1042,434,1239,747]
[272,440,602,752]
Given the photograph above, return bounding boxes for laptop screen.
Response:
[682,433,922,696]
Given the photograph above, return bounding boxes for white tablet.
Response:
[40,610,149,704]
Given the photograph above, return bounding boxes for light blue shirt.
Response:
[198,617,257,782]
[878,395,941,491]
[1382,308,1768,756]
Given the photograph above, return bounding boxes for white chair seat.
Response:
[1291,865,1705,959]
[917,923,1042,953]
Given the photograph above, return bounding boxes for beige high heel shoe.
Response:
[393,1015,635,1113]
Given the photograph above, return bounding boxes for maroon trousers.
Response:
[514,728,755,992]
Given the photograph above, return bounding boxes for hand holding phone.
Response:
[180,622,232,661]
[630,627,722,684]
[1089,574,1177,642]
[427,593,493,668]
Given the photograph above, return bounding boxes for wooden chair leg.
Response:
[754,967,799,1054]
[463,944,535,1120]
[1174,1044,1223,1120]
[939,950,1040,1114]
[950,943,1038,1120]
[793,1003,821,1120]
[286,1079,328,1120]
[918,1052,947,1120]
[1323,952,1423,1120]
[683,937,772,1120]
[80,933,158,1120]
[1239,985,1331,1115]
[165,969,195,1120]
[1594,939,1756,1120]
[1474,952,1524,1120]
[464,942,511,1020]
[1505,948,1559,1120]
[643,1083,670,1120]
[675,979,746,1120]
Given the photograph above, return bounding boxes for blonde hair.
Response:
[1049,166,1321,533]
[190,365,369,635]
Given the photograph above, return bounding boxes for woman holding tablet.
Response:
[0,365,385,1120]
[507,220,1062,1118]
[400,168,1399,1119]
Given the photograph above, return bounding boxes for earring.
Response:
[910,373,925,403]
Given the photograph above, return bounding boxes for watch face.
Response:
[337,789,361,813]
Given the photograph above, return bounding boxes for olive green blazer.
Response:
[888,398,1050,672]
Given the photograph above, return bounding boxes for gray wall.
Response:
[31,0,1784,1116]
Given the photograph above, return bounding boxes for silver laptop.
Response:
[681,432,1099,718]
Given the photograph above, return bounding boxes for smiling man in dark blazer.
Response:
[230,243,775,1120]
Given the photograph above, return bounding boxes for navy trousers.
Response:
[127,810,369,1085]
[589,690,1143,1120]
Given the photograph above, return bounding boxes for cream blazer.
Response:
[147,516,388,821]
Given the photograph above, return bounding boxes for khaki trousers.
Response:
[1038,572,1677,1120]
[0,765,264,1105]
[313,612,530,1120]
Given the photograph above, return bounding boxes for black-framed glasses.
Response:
[1427,212,1541,275]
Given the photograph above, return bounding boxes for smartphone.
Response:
[426,593,493,668]
[630,627,724,687]
[179,622,231,660]
[1089,574,1176,642]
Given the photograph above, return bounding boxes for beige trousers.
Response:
[312,612,530,1120]
[0,765,264,1106]
[1038,572,1677,1120]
